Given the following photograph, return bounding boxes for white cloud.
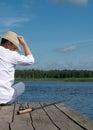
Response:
[0,17,31,28]
[48,0,88,6]
[70,0,88,5]
[56,44,76,53]
[23,0,35,8]
[34,60,93,70]
[0,1,32,28]
[56,38,93,53]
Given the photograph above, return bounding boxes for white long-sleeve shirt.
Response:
[0,46,35,103]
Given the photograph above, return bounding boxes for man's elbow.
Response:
[27,55,35,64]
[32,57,35,64]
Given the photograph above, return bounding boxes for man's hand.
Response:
[17,36,32,55]
[17,36,27,46]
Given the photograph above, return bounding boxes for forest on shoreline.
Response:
[15,69,93,81]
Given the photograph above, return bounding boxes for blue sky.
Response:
[0,0,93,70]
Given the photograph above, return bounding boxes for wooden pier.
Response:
[0,102,93,130]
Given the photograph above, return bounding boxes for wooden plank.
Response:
[55,103,93,130]
[29,102,59,130]
[11,122,34,130]
[0,102,93,130]
[10,103,34,130]
[0,104,14,130]
[40,102,83,130]
[0,105,14,122]
[0,122,9,130]
[0,104,14,122]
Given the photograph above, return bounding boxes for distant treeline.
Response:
[15,69,93,79]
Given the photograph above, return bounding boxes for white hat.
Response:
[0,31,21,51]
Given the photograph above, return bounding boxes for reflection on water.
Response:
[16,81,93,119]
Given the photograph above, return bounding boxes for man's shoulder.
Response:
[0,46,19,57]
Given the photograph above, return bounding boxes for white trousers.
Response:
[8,82,25,104]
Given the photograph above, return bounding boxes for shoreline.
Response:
[15,77,93,82]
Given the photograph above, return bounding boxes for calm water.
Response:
[17,81,93,119]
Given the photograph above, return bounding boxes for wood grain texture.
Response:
[0,102,93,130]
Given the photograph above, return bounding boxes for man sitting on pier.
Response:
[0,31,35,105]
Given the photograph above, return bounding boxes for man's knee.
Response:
[17,82,25,93]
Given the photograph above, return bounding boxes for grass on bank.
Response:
[15,77,93,82]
